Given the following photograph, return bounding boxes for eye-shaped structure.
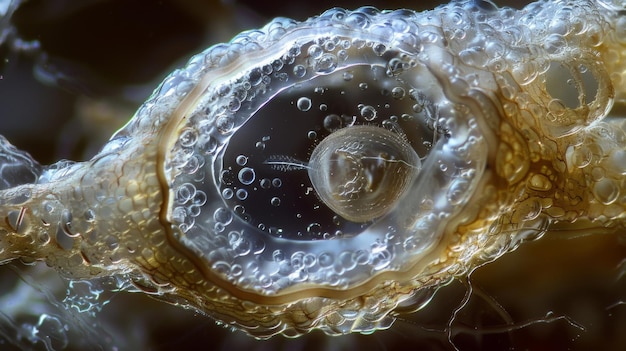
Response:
[0,0,624,339]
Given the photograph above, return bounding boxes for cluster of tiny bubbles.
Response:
[171,182,208,233]
[169,126,207,178]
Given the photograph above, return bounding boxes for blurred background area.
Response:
[2,0,626,350]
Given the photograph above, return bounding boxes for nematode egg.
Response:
[0,0,625,348]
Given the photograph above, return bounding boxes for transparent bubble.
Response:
[214,207,233,225]
[315,54,338,73]
[236,155,248,166]
[293,64,307,77]
[391,87,406,99]
[260,178,271,189]
[296,97,312,111]
[323,114,343,131]
[373,43,387,55]
[318,252,334,267]
[222,188,234,199]
[238,167,256,185]
[216,115,234,134]
[270,197,281,206]
[307,44,323,58]
[178,128,198,147]
[360,105,377,121]
[272,178,282,188]
[236,189,248,200]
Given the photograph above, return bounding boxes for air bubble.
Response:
[373,43,387,55]
[272,178,282,188]
[176,183,196,204]
[236,189,248,200]
[307,222,322,235]
[337,49,348,61]
[297,97,312,111]
[391,87,406,99]
[238,168,256,185]
[228,98,241,112]
[216,115,234,134]
[248,68,263,86]
[179,128,198,147]
[359,82,368,90]
[323,114,343,131]
[260,178,271,189]
[293,65,306,77]
[318,252,334,267]
[593,178,619,205]
[222,188,234,199]
[236,155,248,166]
[315,54,338,73]
[214,207,233,225]
[221,169,235,185]
[307,44,323,59]
[343,72,354,81]
[271,197,281,206]
[307,131,317,140]
[360,105,377,121]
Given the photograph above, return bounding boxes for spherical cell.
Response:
[307,125,420,222]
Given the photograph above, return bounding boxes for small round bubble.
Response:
[214,207,233,225]
[391,87,406,99]
[238,168,256,185]
[297,97,312,111]
[260,178,271,189]
[360,105,377,121]
[179,128,198,147]
[323,114,342,131]
[293,65,307,77]
[216,115,234,134]
[315,54,338,73]
[272,178,282,188]
[307,44,323,58]
[236,189,248,200]
[236,155,248,166]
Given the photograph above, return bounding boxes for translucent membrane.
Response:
[0,0,625,341]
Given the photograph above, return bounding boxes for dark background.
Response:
[2,0,626,350]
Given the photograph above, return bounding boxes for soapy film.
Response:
[0,0,625,349]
